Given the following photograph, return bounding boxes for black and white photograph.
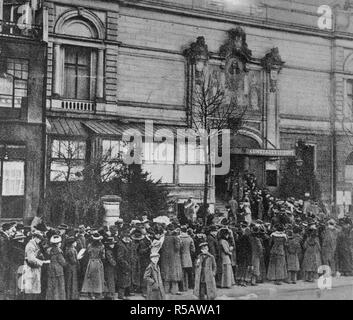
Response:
[0,0,352,303]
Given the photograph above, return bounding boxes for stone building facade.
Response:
[0,0,47,221]
[40,0,353,218]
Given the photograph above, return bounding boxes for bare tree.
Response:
[190,70,247,222]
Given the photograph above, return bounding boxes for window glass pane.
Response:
[142,164,174,183]
[266,170,278,187]
[50,161,84,181]
[52,140,60,158]
[77,49,90,65]
[65,47,76,64]
[76,67,90,100]
[64,65,77,99]
[348,81,353,95]
[345,165,353,181]
[103,140,121,160]
[179,165,205,184]
[2,161,25,196]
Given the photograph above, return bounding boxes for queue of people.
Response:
[0,173,352,300]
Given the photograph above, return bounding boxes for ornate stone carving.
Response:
[219,27,252,107]
[183,36,209,66]
[261,47,284,73]
[219,27,252,66]
[261,47,285,92]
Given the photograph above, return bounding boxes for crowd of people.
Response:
[1,172,353,300]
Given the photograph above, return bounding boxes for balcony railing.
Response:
[0,19,42,40]
[60,99,96,113]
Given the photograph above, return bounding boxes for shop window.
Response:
[63,45,96,101]
[0,160,25,219]
[142,141,174,184]
[266,170,278,187]
[50,139,86,181]
[345,151,353,182]
[0,58,28,108]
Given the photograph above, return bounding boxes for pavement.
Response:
[81,276,353,300]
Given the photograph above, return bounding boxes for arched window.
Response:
[345,152,353,182]
[52,10,105,101]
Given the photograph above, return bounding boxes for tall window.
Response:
[0,160,25,218]
[64,46,95,100]
[50,139,86,181]
[0,58,28,108]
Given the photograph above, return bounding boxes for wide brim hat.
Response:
[13,232,26,241]
[199,242,209,248]
[131,230,144,240]
[66,236,77,245]
[50,235,62,244]
[32,229,44,239]
[91,232,103,241]
[104,237,117,245]
[2,222,13,231]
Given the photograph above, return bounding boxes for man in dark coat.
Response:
[143,253,166,300]
[159,225,182,295]
[0,222,16,300]
[115,227,133,299]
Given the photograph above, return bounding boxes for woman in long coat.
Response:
[218,228,235,288]
[249,227,264,285]
[286,231,302,284]
[64,237,79,300]
[116,229,133,299]
[103,237,117,300]
[302,229,321,282]
[236,226,252,286]
[336,224,353,276]
[81,233,105,299]
[159,226,182,294]
[46,235,67,300]
[267,225,288,285]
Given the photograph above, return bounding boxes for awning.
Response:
[231,148,295,157]
[47,118,88,137]
[82,120,187,138]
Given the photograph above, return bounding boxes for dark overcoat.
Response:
[104,248,117,295]
[64,247,79,300]
[0,231,11,298]
[159,234,182,282]
[115,239,133,288]
[46,246,67,300]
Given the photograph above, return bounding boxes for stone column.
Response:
[53,43,62,98]
[96,48,104,101]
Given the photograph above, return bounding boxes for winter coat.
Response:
[64,247,79,300]
[250,235,264,277]
[22,239,45,294]
[302,236,321,272]
[104,247,116,295]
[180,234,195,268]
[336,229,353,274]
[194,252,217,300]
[116,239,133,288]
[46,246,67,300]
[131,239,142,288]
[159,234,182,282]
[81,243,105,294]
[137,236,152,289]
[321,227,338,262]
[286,237,302,272]
[0,231,11,297]
[8,240,25,299]
[207,234,219,263]
[267,232,288,281]
[143,262,166,300]
[219,239,232,265]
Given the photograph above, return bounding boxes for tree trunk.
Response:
[203,135,211,226]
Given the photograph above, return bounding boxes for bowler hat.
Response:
[58,224,69,230]
[104,237,117,245]
[66,236,77,246]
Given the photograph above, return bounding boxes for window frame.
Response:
[0,57,29,109]
[49,138,87,182]
[63,45,96,101]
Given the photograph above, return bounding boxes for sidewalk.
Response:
[121,276,353,300]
